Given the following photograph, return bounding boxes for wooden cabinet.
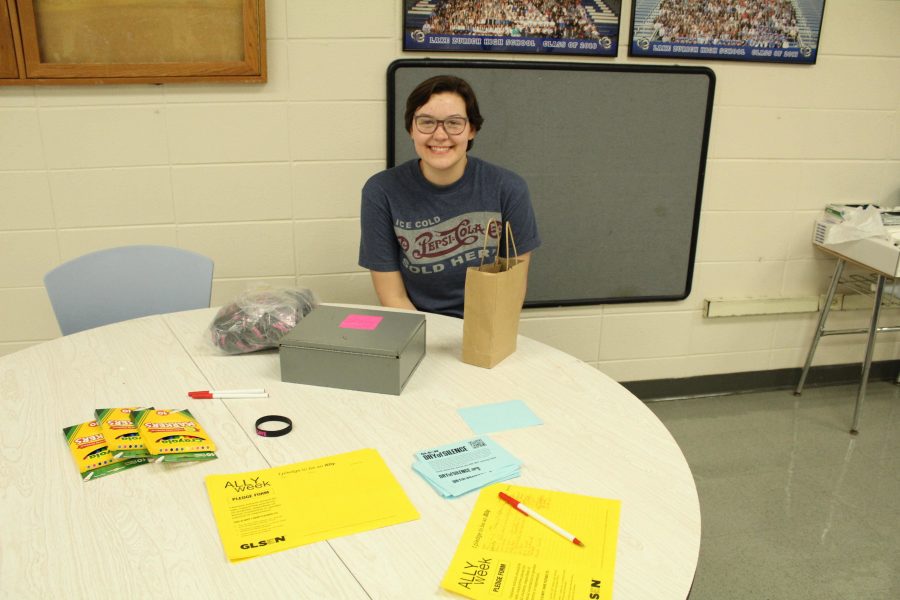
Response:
[1,0,265,85]
[0,1,19,78]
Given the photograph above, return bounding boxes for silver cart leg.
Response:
[795,259,846,395]
[851,274,886,434]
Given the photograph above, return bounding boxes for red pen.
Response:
[499,491,584,546]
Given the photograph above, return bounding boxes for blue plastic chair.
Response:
[44,245,214,335]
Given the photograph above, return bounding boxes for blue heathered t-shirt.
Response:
[358,157,541,318]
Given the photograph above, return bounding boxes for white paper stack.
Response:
[412,435,521,498]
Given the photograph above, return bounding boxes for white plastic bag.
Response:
[826,206,888,244]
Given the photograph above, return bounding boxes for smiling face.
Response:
[410,92,476,187]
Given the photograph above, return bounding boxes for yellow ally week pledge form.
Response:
[442,483,621,600]
[204,448,419,561]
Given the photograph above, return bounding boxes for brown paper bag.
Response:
[462,221,530,368]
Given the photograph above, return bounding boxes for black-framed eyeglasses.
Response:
[414,115,468,135]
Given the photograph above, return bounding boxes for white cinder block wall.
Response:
[1,0,899,383]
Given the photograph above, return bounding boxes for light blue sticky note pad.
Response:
[458,400,542,434]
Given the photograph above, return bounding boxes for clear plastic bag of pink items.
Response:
[209,288,319,354]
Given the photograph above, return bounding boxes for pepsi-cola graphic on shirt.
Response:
[394,211,502,275]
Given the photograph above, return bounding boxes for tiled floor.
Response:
[647,381,900,600]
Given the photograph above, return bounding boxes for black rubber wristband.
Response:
[255,415,292,437]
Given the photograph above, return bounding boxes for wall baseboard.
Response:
[622,360,900,402]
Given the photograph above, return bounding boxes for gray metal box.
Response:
[279,306,426,395]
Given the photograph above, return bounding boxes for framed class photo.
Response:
[629,0,826,64]
[402,0,622,57]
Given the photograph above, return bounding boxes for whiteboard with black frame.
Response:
[387,58,715,308]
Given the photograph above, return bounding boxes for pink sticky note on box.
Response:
[339,314,383,331]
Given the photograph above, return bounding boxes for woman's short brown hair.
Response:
[404,75,484,151]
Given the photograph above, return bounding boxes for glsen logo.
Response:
[224,476,271,493]
[589,579,603,599]
[240,535,286,550]
[457,558,491,590]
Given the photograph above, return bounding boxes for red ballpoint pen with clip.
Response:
[498,491,584,546]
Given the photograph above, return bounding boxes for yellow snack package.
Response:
[95,407,152,459]
[62,420,149,481]
[131,408,218,463]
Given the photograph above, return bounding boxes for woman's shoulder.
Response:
[469,156,524,181]
[469,157,528,189]
[364,159,418,191]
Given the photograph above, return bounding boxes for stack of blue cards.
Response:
[412,435,521,498]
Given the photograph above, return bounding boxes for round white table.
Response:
[0,306,699,599]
